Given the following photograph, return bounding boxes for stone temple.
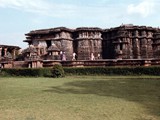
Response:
[1,24,160,68]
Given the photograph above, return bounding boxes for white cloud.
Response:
[0,0,77,18]
[0,0,130,28]
[127,0,155,17]
[0,0,126,22]
[0,0,48,9]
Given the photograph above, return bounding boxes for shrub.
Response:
[1,66,160,77]
[51,64,65,78]
[64,66,160,76]
[0,68,52,77]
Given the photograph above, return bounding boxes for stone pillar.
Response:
[4,48,7,56]
[32,62,34,68]
[28,63,31,68]
[17,49,21,55]
[85,32,87,38]
[135,30,139,37]
[35,62,37,68]
[148,31,152,38]
[127,38,132,59]
[36,61,41,68]
[136,39,141,59]
[0,47,2,57]
[142,31,147,37]
[43,47,47,55]
[79,32,82,38]
[33,62,35,68]
[37,47,40,55]
[133,38,140,59]
[86,32,89,38]
[12,49,16,59]
[117,44,120,50]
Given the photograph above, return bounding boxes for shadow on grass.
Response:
[44,78,160,117]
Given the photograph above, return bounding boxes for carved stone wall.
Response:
[25,27,74,60]
[102,25,157,59]
[153,32,160,58]
[0,45,20,60]
[24,25,160,61]
[75,28,102,60]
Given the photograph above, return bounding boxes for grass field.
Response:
[0,76,160,120]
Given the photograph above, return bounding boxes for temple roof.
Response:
[23,45,37,53]
[0,44,21,49]
[76,27,103,31]
[26,25,159,35]
[47,44,60,52]
[104,25,157,32]
[26,27,74,36]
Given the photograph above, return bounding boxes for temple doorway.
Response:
[46,40,51,48]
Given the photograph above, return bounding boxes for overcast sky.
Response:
[0,0,160,48]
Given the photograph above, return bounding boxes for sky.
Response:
[0,0,160,49]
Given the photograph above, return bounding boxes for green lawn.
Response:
[0,76,160,120]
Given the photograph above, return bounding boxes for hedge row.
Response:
[0,66,160,77]
[64,66,160,76]
[0,68,52,77]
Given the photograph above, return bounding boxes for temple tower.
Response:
[103,26,131,59]
[75,27,103,60]
[103,25,155,59]
[24,25,159,61]
[131,26,154,59]
[153,30,160,58]
[50,27,74,60]
[24,27,74,60]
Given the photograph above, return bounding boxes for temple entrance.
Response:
[1,49,4,56]
[46,40,51,48]
[120,43,123,50]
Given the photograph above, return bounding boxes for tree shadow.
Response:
[43,78,160,118]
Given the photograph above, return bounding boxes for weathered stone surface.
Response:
[103,25,158,59]
[75,27,102,60]
[24,25,160,61]
[0,45,20,60]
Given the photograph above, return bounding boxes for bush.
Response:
[64,66,160,76]
[0,68,52,77]
[1,66,160,77]
[51,64,65,78]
